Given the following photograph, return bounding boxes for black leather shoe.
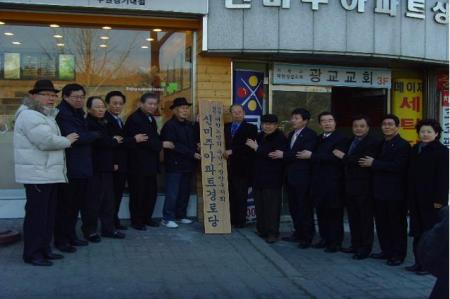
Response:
[255,231,268,239]
[352,253,369,260]
[102,231,125,239]
[386,258,404,266]
[146,220,160,227]
[116,225,128,230]
[132,225,147,231]
[324,246,340,253]
[341,247,355,254]
[312,239,326,249]
[24,258,53,266]
[282,235,299,242]
[265,235,278,244]
[370,252,388,259]
[56,244,77,253]
[298,241,311,249]
[44,253,64,260]
[86,234,101,243]
[234,223,246,228]
[70,239,88,246]
[405,264,421,272]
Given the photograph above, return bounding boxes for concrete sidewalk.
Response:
[0,219,435,299]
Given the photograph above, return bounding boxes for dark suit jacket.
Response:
[284,126,317,186]
[408,140,449,236]
[105,111,136,174]
[372,134,410,201]
[86,115,119,173]
[253,129,288,189]
[161,116,198,173]
[310,131,347,208]
[224,121,258,178]
[124,108,162,176]
[56,100,99,179]
[341,134,381,197]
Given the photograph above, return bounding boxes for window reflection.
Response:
[0,23,193,189]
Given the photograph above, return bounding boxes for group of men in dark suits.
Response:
[53,85,198,257]
[225,104,413,267]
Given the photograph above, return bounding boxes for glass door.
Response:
[270,85,331,216]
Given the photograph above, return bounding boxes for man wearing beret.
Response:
[245,114,287,243]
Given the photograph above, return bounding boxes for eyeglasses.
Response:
[37,93,58,98]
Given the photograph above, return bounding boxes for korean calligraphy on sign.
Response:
[273,64,392,89]
[392,79,423,145]
[225,0,449,25]
[199,101,231,234]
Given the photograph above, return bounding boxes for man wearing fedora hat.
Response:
[14,79,79,266]
[160,97,200,228]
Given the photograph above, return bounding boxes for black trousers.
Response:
[112,172,127,227]
[374,199,407,259]
[229,175,250,226]
[287,182,314,243]
[23,184,58,261]
[54,178,88,246]
[346,194,374,255]
[254,188,282,237]
[82,173,115,236]
[316,207,344,249]
[128,174,157,227]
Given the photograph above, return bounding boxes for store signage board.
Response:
[199,100,231,234]
[273,63,392,89]
[0,0,208,14]
[225,0,448,25]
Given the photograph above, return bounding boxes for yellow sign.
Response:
[392,79,423,145]
[199,101,231,234]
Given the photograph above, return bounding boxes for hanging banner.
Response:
[199,101,231,234]
[233,70,264,127]
[438,74,449,147]
[392,79,423,145]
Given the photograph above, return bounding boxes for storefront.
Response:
[203,0,449,216]
[0,0,207,218]
[0,0,448,220]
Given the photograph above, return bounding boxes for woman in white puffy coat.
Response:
[14,80,78,266]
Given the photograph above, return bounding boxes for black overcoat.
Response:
[408,140,449,236]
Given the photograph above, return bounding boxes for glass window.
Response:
[0,22,193,190]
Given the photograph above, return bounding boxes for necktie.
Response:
[148,116,153,123]
[116,117,123,129]
[231,122,239,137]
[348,138,361,155]
[290,131,300,149]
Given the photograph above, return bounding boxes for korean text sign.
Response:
[199,101,231,234]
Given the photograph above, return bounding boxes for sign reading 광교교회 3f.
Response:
[225,0,448,24]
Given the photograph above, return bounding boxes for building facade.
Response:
[0,0,448,218]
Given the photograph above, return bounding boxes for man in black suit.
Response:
[269,108,317,248]
[124,92,164,231]
[359,114,410,266]
[55,83,99,253]
[224,105,258,228]
[333,115,380,259]
[105,91,148,230]
[299,112,347,253]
